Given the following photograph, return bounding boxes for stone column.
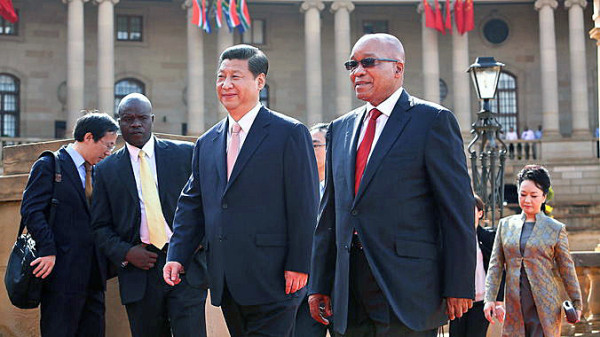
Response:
[331,0,354,116]
[63,0,88,133]
[217,26,234,116]
[184,0,204,135]
[418,4,440,104]
[96,0,118,116]
[566,0,590,137]
[452,23,471,135]
[591,0,600,137]
[534,0,560,138]
[301,0,324,125]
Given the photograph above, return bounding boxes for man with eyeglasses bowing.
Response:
[308,33,476,337]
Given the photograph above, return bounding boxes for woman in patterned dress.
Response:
[483,165,582,337]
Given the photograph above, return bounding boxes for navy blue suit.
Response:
[168,107,319,336]
[309,90,476,335]
[21,147,108,337]
[92,138,207,337]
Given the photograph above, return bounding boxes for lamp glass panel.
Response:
[475,67,501,99]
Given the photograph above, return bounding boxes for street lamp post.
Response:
[467,57,506,226]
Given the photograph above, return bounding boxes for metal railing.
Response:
[503,139,542,161]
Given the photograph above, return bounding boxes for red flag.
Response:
[229,0,241,27]
[434,0,444,34]
[454,0,464,34]
[445,0,452,34]
[464,0,474,33]
[0,0,18,23]
[423,0,435,29]
[191,0,200,26]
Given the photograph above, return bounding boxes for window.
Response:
[439,79,448,103]
[114,78,145,115]
[55,121,66,139]
[363,20,388,34]
[0,11,18,36]
[483,19,509,45]
[0,74,19,137]
[260,84,269,108]
[116,15,143,41]
[240,19,265,45]
[491,71,518,132]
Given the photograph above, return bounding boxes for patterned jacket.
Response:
[485,212,582,337]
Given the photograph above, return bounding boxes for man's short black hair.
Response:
[310,123,329,134]
[219,44,269,78]
[73,112,119,142]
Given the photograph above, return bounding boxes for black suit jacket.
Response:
[92,137,206,305]
[167,107,319,307]
[309,90,476,334]
[21,147,108,293]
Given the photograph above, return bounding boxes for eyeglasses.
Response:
[313,143,326,148]
[99,139,116,152]
[344,58,400,71]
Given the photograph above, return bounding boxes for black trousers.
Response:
[125,249,207,337]
[40,288,105,337]
[294,294,332,337]
[449,301,489,337]
[338,244,437,337]
[221,283,304,337]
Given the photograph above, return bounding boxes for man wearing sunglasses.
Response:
[309,33,476,337]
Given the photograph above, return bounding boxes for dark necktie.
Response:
[355,108,382,195]
[84,162,93,205]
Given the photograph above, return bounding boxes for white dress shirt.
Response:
[65,143,87,189]
[227,102,262,154]
[357,87,404,162]
[126,137,173,245]
[474,238,486,302]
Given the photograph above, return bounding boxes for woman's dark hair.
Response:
[517,164,551,214]
[474,194,485,220]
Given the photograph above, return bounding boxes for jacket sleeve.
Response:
[282,123,320,274]
[167,138,206,270]
[555,226,582,310]
[91,165,133,266]
[424,108,476,299]
[485,220,505,303]
[20,156,57,257]
[309,124,337,296]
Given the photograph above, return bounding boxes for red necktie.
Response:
[355,108,382,195]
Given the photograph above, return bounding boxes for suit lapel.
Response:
[58,147,89,212]
[114,147,140,205]
[224,107,269,194]
[354,90,413,205]
[345,108,366,199]
[213,119,228,193]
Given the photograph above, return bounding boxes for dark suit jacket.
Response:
[309,90,476,334]
[92,137,206,305]
[167,107,319,307]
[477,225,504,301]
[21,147,107,294]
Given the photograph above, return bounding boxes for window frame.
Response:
[491,71,519,133]
[0,10,19,36]
[260,84,270,108]
[362,20,389,34]
[116,14,144,42]
[0,73,20,137]
[114,78,146,116]
[240,19,266,46]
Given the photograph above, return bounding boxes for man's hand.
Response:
[308,294,332,325]
[446,297,473,320]
[163,261,184,286]
[284,270,308,294]
[31,255,56,279]
[125,244,158,270]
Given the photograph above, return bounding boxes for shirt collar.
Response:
[365,87,404,120]
[228,102,262,134]
[65,143,86,168]
[126,135,155,161]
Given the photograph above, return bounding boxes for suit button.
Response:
[222,203,228,209]
[351,210,358,216]
[344,245,349,251]
[218,236,223,241]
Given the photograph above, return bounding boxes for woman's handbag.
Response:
[4,150,61,309]
[563,300,579,324]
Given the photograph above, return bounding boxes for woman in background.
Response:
[484,165,581,337]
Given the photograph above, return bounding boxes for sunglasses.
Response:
[344,58,400,71]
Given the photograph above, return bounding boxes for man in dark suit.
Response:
[163,45,319,337]
[21,113,118,337]
[92,93,207,337]
[308,33,476,337]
